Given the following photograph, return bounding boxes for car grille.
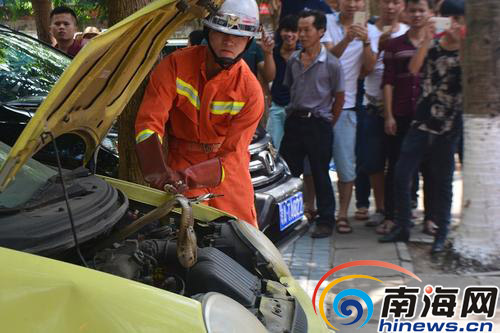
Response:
[249,138,287,189]
[291,300,308,333]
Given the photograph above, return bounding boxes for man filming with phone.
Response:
[321,0,377,234]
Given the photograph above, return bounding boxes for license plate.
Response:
[278,192,304,231]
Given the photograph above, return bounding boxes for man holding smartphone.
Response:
[321,0,377,233]
[380,0,466,255]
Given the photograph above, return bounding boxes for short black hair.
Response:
[298,10,327,32]
[50,6,78,24]
[278,15,299,33]
[439,0,465,16]
[405,0,436,10]
[188,30,205,46]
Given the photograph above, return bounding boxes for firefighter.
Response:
[135,0,264,228]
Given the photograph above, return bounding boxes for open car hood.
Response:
[0,0,221,191]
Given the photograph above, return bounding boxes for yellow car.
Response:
[0,1,329,332]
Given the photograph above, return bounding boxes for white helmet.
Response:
[203,0,260,38]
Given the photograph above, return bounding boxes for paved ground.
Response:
[280,171,500,332]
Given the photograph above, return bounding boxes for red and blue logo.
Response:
[312,260,422,331]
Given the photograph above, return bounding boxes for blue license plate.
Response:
[278,192,304,231]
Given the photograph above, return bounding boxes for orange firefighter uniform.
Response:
[135,45,264,228]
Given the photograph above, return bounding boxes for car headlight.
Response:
[200,292,267,333]
[232,220,291,278]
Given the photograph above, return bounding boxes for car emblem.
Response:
[259,151,276,174]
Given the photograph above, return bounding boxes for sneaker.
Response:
[365,211,385,227]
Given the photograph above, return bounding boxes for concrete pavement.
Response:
[279,172,500,332]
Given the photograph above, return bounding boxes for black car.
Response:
[0,25,308,248]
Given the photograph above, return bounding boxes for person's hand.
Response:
[351,25,368,43]
[385,117,397,136]
[260,33,275,55]
[424,18,437,42]
[378,30,392,52]
[344,25,358,42]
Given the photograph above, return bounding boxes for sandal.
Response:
[422,220,438,236]
[354,207,369,221]
[376,220,396,235]
[336,217,353,234]
[304,209,317,223]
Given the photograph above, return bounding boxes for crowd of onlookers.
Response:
[47,0,466,255]
[248,0,465,255]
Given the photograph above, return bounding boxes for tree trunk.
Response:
[31,0,52,44]
[453,0,500,266]
[105,0,153,184]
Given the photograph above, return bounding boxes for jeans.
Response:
[384,116,413,220]
[394,128,458,240]
[280,115,336,225]
[266,102,287,150]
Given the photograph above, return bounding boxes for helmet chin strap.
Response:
[204,27,253,70]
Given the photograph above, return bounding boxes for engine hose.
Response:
[96,195,197,268]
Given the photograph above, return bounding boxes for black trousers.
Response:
[279,115,335,225]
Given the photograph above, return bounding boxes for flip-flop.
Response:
[354,207,369,220]
[336,217,353,234]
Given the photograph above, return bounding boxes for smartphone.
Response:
[430,17,452,34]
[353,11,366,26]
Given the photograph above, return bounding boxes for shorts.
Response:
[333,109,357,182]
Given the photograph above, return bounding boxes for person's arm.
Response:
[381,45,396,135]
[217,81,265,176]
[354,24,377,74]
[383,84,397,135]
[330,57,345,125]
[135,55,176,143]
[331,91,345,125]
[409,20,435,74]
[257,36,276,83]
[325,27,356,58]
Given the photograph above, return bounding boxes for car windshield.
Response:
[0,28,70,104]
[0,141,57,209]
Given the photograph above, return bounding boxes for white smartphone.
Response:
[353,11,366,26]
[430,17,452,34]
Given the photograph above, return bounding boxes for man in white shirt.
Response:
[321,0,377,233]
[359,0,408,229]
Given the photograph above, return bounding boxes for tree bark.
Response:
[105,0,153,184]
[453,0,500,266]
[31,0,53,44]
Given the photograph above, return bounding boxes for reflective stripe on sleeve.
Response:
[210,101,245,115]
[135,129,156,143]
[176,77,201,110]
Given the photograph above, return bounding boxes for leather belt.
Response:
[169,137,222,153]
[291,109,313,118]
[365,94,384,108]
